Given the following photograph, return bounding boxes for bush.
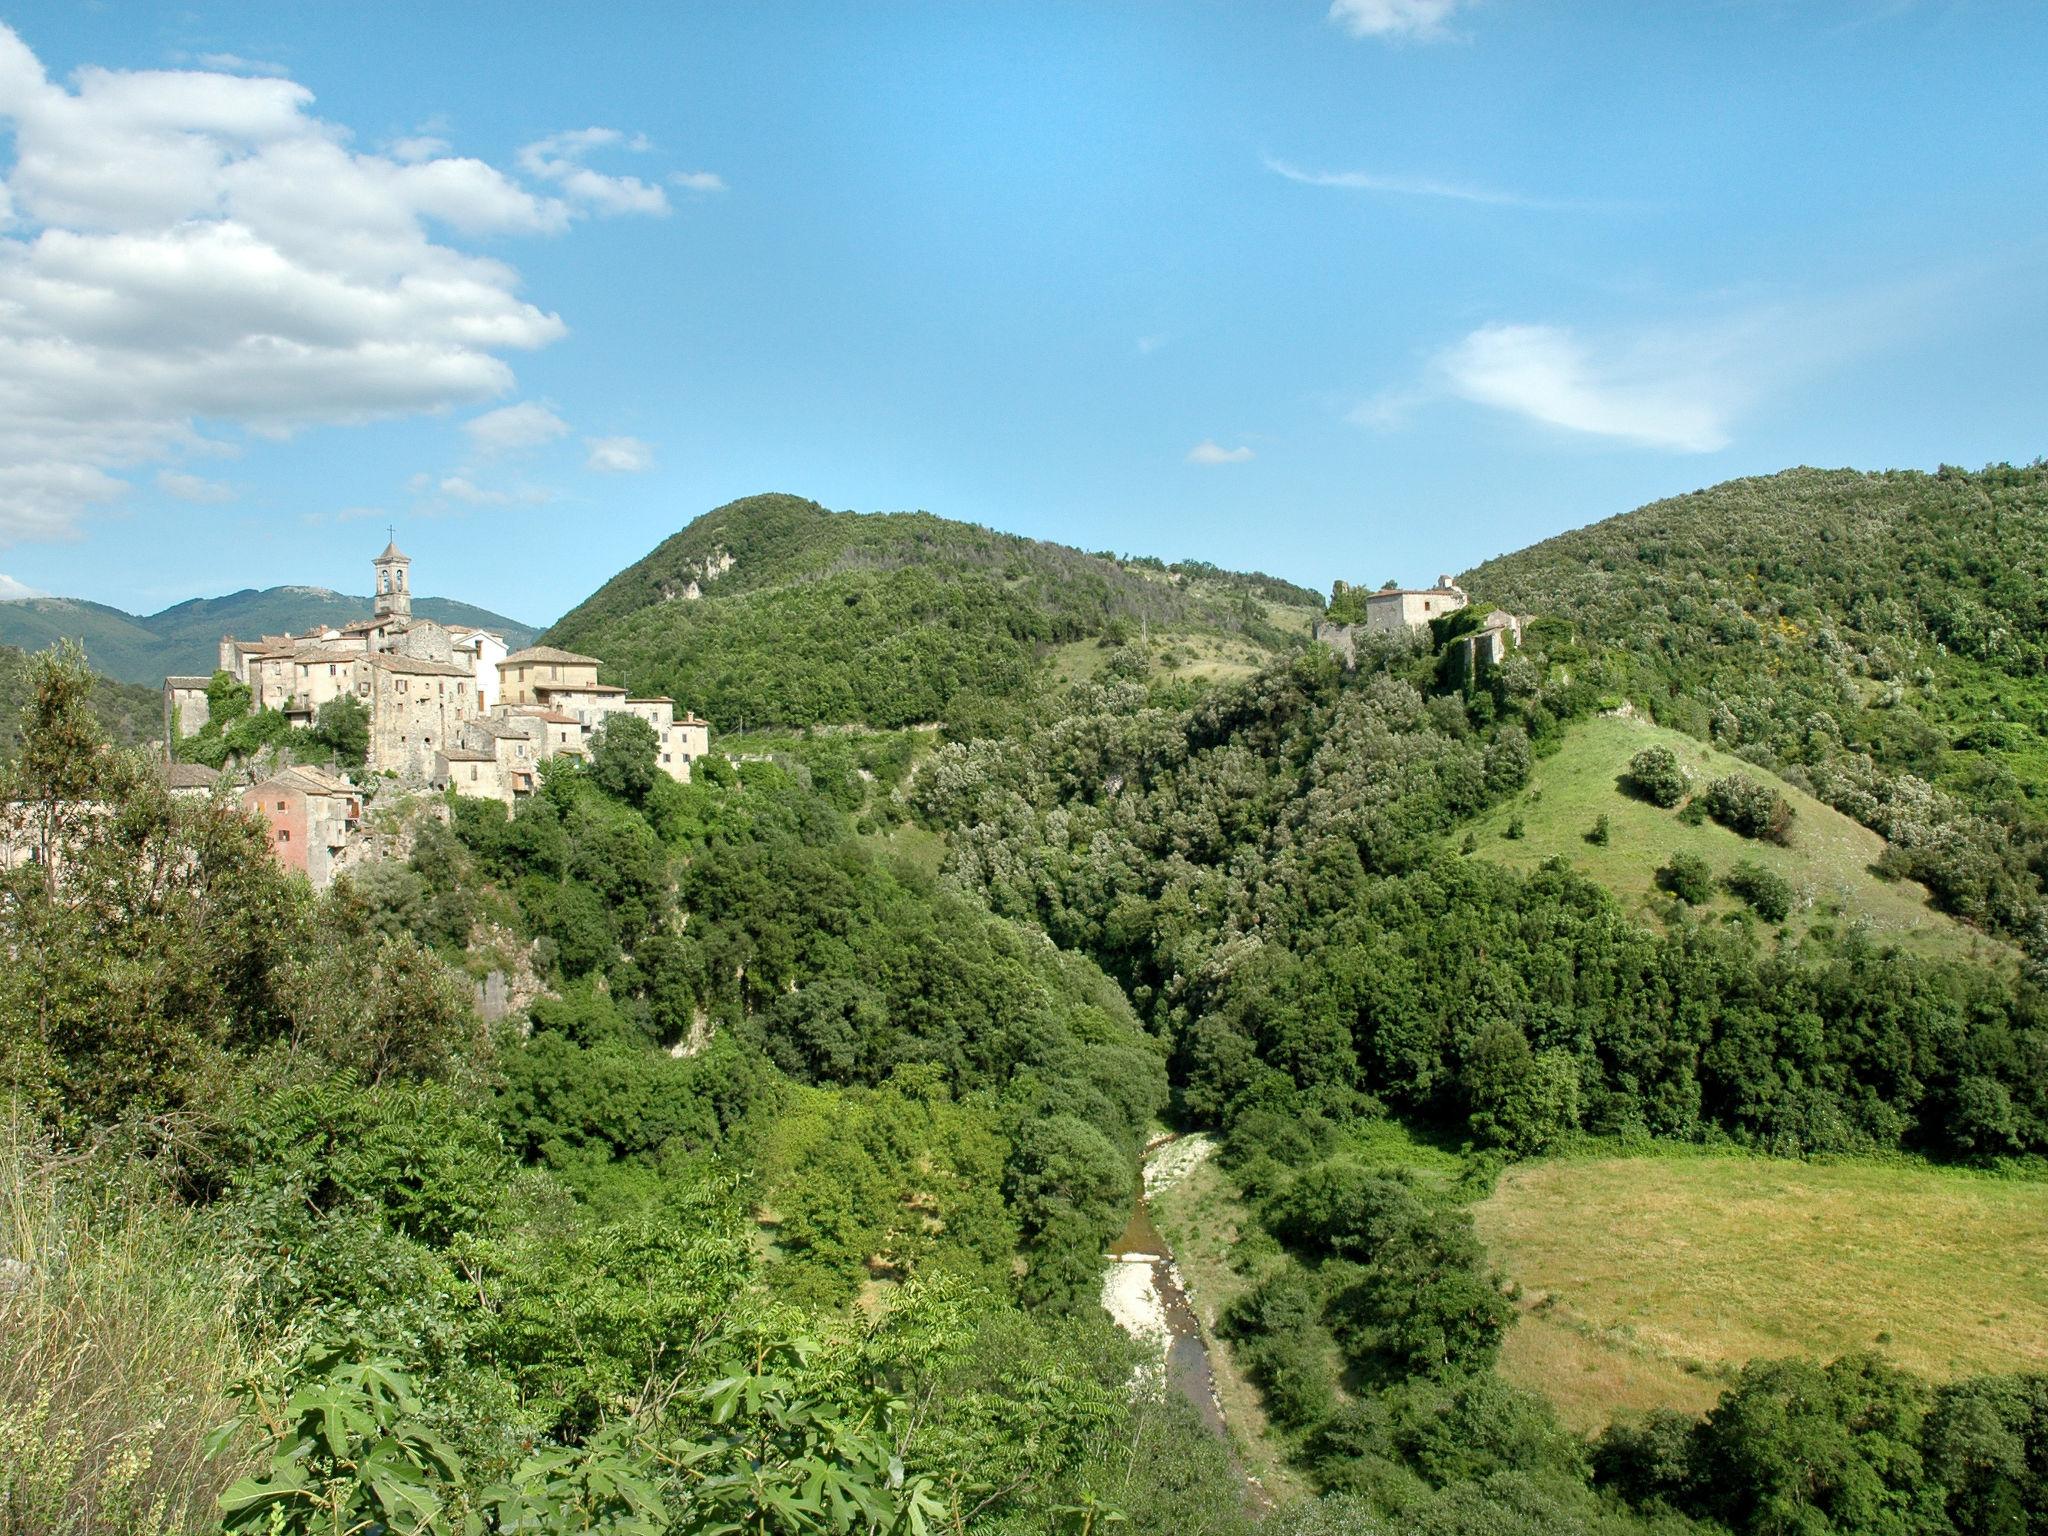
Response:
[1725,861,1793,922]
[1585,814,1610,846]
[1657,853,1715,905]
[1626,746,1688,808]
[1703,774,1794,844]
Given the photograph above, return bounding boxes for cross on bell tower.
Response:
[373,534,412,621]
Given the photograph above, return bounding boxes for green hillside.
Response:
[1463,463,2048,946]
[0,587,537,685]
[543,492,1321,730]
[0,644,160,752]
[1467,712,2009,966]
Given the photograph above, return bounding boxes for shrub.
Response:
[1586,814,1611,846]
[1703,774,1795,844]
[1504,816,1525,841]
[1725,861,1793,922]
[1657,853,1715,905]
[1626,746,1688,808]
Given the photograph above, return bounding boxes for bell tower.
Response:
[373,533,412,621]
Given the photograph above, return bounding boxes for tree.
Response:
[591,713,660,806]
[1626,746,1688,808]
[310,694,371,767]
[1725,861,1792,922]
[1,641,120,896]
[1657,852,1715,905]
[1703,774,1795,845]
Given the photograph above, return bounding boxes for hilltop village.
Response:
[160,539,709,885]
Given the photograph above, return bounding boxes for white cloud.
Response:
[463,400,570,455]
[388,134,452,163]
[0,571,46,599]
[584,435,654,473]
[518,129,671,216]
[1328,0,1465,42]
[0,24,621,544]
[1432,323,1734,452]
[156,469,235,502]
[1267,157,1552,208]
[670,170,727,194]
[1187,440,1255,465]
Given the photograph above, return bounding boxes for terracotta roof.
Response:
[439,748,495,763]
[524,710,581,726]
[164,675,212,688]
[501,645,601,666]
[247,765,356,798]
[361,653,474,678]
[163,763,219,789]
[537,681,625,695]
[626,695,674,704]
[467,717,533,739]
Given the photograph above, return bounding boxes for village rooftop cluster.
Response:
[158,539,708,885]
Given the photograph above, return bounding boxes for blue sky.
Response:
[0,0,2042,624]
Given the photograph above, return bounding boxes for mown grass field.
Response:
[1474,1151,2048,1432]
[1465,712,2007,966]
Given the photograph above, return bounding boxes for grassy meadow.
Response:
[1474,1150,2048,1431]
[1465,712,2007,966]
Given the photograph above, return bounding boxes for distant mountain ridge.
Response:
[0,587,538,685]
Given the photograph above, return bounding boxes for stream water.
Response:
[1102,1136,1229,1439]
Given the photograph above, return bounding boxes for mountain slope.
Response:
[1461,463,2048,939]
[544,492,1321,730]
[0,645,160,752]
[0,588,537,685]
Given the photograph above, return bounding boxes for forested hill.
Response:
[542,492,1322,730]
[1462,463,2048,940]
[0,644,158,751]
[0,587,537,685]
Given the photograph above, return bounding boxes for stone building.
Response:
[1364,576,1468,634]
[242,766,361,887]
[498,645,602,706]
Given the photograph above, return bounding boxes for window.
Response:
[278,829,290,843]
[470,767,479,781]
[276,800,286,811]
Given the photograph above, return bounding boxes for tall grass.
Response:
[0,1110,258,1536]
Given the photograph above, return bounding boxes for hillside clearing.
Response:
[1465,712,2007,967]
[1474,1152,2048,1431]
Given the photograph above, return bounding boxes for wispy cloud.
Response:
[1266,157,1567,210]
[156,469,236,503]
[464,401,570,455]
[585,435,654,473]
[0,572,46,599]
[1136,333,1169,356]
[1327,0,1465,43]
[518,128,672,216]
[1188,440,1255,465]
[670,170,727,194]
[191,51,289,76]
[1431,323,1735,452]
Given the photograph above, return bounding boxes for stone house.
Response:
[434,747,503,801]
[498,646,602,706]
[242,766,361,888]
[1364,576,1468,634]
